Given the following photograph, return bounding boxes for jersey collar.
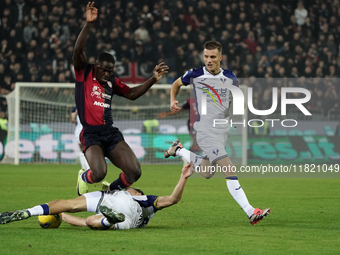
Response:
[204,66,222,76]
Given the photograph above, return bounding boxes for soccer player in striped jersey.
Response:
[0,163,193,230]
[164,40,270,225]
[73,2,168,195]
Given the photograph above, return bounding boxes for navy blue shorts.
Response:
[80,127,124,157]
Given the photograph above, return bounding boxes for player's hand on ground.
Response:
[170,100,181,113]
[182,162,194,179]
[153,62,169,81]
[86,2,98,23]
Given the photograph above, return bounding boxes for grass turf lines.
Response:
[0,164,339,255]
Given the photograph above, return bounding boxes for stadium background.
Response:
[0,0,340,165]
[0,1,340,255]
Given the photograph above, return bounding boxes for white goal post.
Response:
[2,82,248,165]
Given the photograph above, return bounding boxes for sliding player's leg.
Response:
[0,196,88,224]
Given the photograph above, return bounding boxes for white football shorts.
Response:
[196,130,229,165]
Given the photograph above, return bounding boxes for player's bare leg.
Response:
[84,145,107,182]
[77,145,107,195]
[47,196,87,214]
[196,158,215,178]
[107,140,141,190]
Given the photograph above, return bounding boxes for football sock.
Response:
[81,169,94,183]
[225,176,255,217]
[109,172,133,190]
[176,148,202,167]
[101,218,114,228]
[79,152,90,170]
[27,204,49,216]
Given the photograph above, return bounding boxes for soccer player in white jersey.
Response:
[71,107,90,172]
[0,163,193,230]
[164,40,270,225]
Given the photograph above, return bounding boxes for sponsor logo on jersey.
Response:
[197,82,223,107]
[94,101,110,108]
[103,94,111,99]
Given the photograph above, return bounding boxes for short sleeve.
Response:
[114,77,131,96]
[180,67,204,85]
[223,69,239,87]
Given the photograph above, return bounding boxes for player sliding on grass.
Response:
[73,2,168,195]
[0,163,193,230]
[164,40,270,225]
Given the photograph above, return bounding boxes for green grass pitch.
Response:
[0,164,339,255]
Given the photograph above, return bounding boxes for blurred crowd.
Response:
[0,0,340,119]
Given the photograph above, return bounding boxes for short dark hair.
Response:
[97,52,115,64]
[127,187,145,195]
[204,40,222,54]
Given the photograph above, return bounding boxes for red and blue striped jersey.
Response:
[74,63,130,131]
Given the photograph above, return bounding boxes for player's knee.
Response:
[90,168,106,183]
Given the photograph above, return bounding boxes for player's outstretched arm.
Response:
[170,78,183,113]
[123,62,169,100]
[61,213,87,227]
[157,107,183,119]
[73,2,98,71]
[62,213,112,230]
[155,163,194,209]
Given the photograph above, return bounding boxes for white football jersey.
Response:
[180,66,239,132]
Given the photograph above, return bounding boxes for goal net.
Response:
[1,83,247,165]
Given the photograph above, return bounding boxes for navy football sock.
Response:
[109,172,132,190]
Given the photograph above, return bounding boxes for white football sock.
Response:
[27,205,44,216]
[176,148,202,168]
[226,178,255,217]
[79,151,90,170]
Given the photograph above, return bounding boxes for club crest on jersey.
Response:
[91,86,102,99]
[107,81,112,88]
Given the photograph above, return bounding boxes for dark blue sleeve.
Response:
[180,67,204,85]
[135,195,161,212]
[223,69,239,87]
[147,195,160,212]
